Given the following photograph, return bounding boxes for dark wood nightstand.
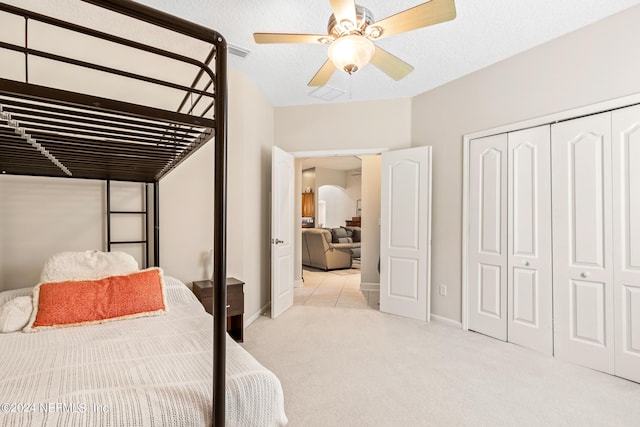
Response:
[193,278,244,342]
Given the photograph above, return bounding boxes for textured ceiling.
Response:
[5,0,640,107]
[133,0,640,106]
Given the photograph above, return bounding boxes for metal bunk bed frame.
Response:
[0,1,228,425]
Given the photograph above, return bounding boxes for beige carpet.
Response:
[242,305,640,427]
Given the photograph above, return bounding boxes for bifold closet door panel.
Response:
[468,134,508,341]
[612,105,640,383]
[507,126,553,355]
[551,112,614,374]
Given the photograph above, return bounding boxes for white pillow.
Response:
[40,250,139,283]
[0,287,33,306]
[0,296,33,333]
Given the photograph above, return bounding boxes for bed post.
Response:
[106,179,112,252]
[213,36,228,427]
[153,181,159,267]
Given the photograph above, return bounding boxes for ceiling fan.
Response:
[253,0,456,87]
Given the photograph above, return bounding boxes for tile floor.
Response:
[295,267,380,310]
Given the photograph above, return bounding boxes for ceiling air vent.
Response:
[308,85,346,101]
[228,43,251,58]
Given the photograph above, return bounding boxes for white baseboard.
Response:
[360,282,380,291]
[430,314,463,329]
[245,302,270,327]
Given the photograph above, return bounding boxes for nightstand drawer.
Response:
[227,285,243,316]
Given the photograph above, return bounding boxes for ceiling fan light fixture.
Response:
[328,5,375,37]
[328,35,375,74]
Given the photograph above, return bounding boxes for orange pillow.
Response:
[24,268,167,332]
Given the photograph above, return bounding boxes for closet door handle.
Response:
[226,305,231,309]
[523,261,530,266]
[581,272,590,278]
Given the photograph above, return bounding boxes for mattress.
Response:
[0,276,287,426]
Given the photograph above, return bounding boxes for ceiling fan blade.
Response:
[370,46,414,81]
[372,0,456,40]
[308,60,336,87]
[329,0,356,27]
[254,33,327,44]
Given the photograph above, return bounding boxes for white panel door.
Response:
[507,126,553,355]
[612,105,640,383]
[552,113,614,374]
[468,134,508,341]
[271,146,294,318]
[380,146,432,322]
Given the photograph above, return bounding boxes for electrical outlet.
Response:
[439,284,447,297]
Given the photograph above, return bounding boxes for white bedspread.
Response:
[225,334,287,427]
[0,276,287,427]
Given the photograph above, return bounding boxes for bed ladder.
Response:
[106,180,150,268]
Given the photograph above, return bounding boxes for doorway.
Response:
[292,149,385,305]
[297,157,369,307]
[272,146,432,321]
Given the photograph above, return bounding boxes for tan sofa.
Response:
[301,228,353,270]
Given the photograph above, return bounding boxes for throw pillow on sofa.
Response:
[330,227,348,243]
[345,226,361,242]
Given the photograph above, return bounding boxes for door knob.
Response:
[523,261,530,266]
[271,238,284,245]
[581,272,590,278]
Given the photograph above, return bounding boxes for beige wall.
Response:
[411,4,640,322]
[158,140,215,284]
[0,176,104,290]
[226,70,274,320]
[360,155,381,287]
[315,167,346,189]
[275,98,412,152]
[163,68,274,322]
[0,177,150,290]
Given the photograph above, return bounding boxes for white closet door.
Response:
[612,105,640,383]
[468,134,508,340]
[552,112,614,374]
[507,126,553,355]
